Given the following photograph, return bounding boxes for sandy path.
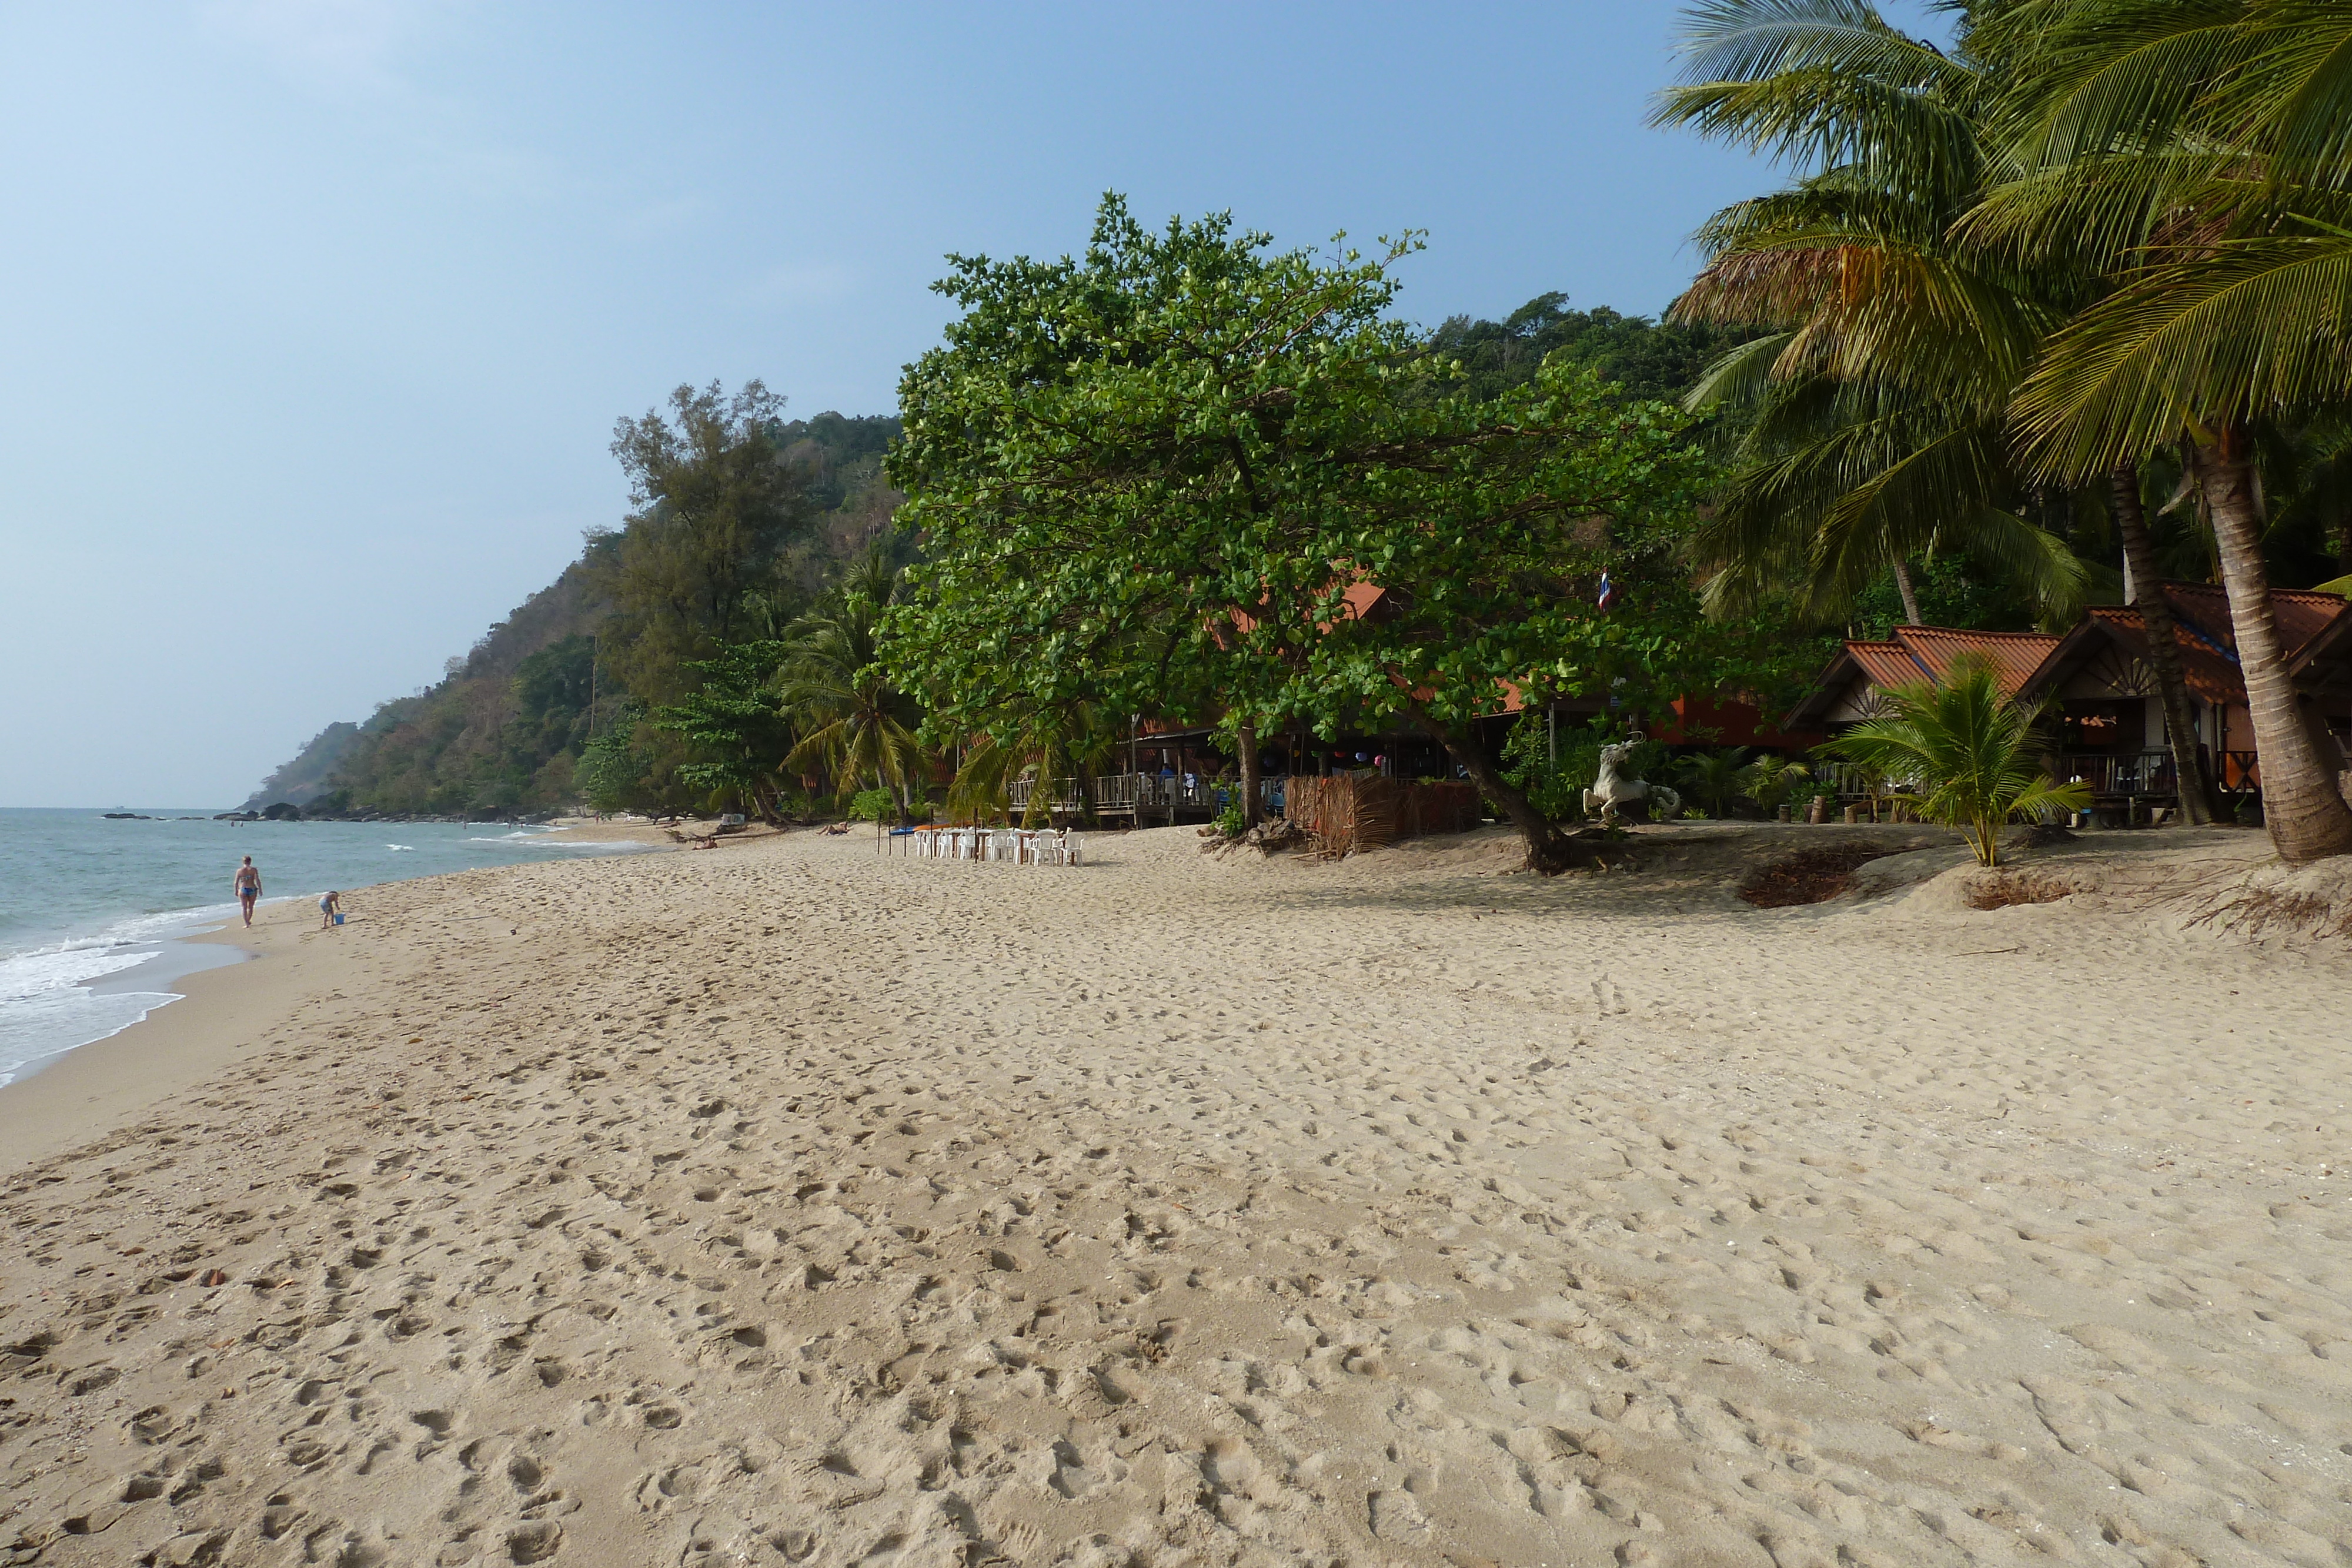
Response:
[2,824,2347,1566]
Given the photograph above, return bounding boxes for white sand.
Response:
[2,823,2347,1566]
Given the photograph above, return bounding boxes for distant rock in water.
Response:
[213,810,261,822]
[100,812,153,820]
[260,802,303,821]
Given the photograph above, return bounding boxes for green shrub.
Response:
[577,717,654,814]
[1214,800,1247,838]
[1673,745,1751,818]
[844,787,898,822]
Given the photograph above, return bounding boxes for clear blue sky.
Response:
[0,1,1950,807]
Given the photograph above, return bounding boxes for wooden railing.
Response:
[1819,748,2265,800]
[2046,750,2177,797]
[1812,760,1887,800]
[1007,771,1251,820]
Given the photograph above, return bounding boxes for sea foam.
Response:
[0,904,235,1086]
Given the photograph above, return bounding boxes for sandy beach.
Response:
[2,823,2347,1566]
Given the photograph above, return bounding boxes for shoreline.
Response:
[2,823,2346,1564]
[0,915,288,1174]
[0,820,676,1161]
[0,818,677,1100]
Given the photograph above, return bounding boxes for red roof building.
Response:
[1789,586,2352,802]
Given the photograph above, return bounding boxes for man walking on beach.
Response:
[235,856,261,927]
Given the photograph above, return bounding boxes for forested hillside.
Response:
[238,721,361,809]
[275,392,900,817]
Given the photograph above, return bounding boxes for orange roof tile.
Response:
[2159,582,2352,664]
[1889,627,2062,696]
[1804,584,2352,727]
[1846,641,1927,691]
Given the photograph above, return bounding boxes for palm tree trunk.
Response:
[1890,557,1923,626]
[2187,430,2352,862]
[1237,720,1262,828]
[2112,466,2219,825]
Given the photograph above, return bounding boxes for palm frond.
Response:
[1658,68,1983,201]
[2016,233,2352,479]
[1964,154,2263,267]
[1807,419,2033,600]
[1663,0,1972,93]
[1685,332,1800,413]
[1998,3,2250,172]
[2249,4,2352,189]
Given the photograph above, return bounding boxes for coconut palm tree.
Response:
[1742,752,1815,816]
[1981,0,2352,861]
[780,545,930,817]
[1658,0,2237,825]
[1823,654,2093,865]
[1655,0,2089,629]
[946,700,1121,827]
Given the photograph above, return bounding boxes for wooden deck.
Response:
[1007,771,1248,825]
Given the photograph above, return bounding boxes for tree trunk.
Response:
[1407,711,1575,872]
[2187,430,2352,862]
[2113,466,2219,825]
[2337,514,2351,575]
[1890,557,1923,626]
[1237,720,1262,828]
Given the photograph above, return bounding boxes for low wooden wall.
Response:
[1282,776,1482,856]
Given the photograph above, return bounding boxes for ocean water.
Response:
[0,809,651,1088]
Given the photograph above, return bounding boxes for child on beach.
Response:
[235,857,261,926]
[319,891,342,930]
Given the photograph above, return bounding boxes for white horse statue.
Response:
[1583,741,1680,826]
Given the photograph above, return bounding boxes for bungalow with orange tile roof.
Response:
[1788,584,2352,811]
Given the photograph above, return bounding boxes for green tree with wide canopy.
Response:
[885,195,1760,871]
[648,640,796,820]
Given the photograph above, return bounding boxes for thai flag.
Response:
[1596,571,1615,611]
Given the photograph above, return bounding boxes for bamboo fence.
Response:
[1281,775,1482,856]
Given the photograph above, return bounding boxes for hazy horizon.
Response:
[2,1,1949,807]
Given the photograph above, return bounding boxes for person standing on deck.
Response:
[234,857,261,927]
